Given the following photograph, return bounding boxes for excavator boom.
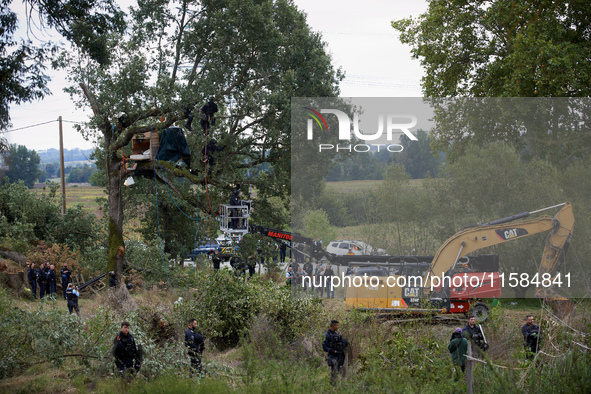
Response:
[425,202,574,292]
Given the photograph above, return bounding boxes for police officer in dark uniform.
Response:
[48,264,57,299]
[112,321,141,379]
[462,315,488,353]
[108,271,117,288]
[322,320,349,385]
[278,242,287,263]
[60,263,72,299]
[521,314,540,359]
[38,262,48,299]
[184,318,205,374]
[65,283,80,317]
[211,249,222,270]
[27,262,37,299]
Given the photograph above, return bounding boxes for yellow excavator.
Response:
[345,202,575,320]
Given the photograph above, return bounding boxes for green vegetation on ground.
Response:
[1,283,590,393]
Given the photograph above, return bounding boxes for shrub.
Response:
[174,270,322,349]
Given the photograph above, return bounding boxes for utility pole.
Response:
[59,116,66,215]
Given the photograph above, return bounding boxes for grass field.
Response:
[31,185,105,217]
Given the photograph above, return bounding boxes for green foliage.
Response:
[1,144,42,188]
[0,181,101,254]
[300,209,337,247]
[326,152,386,181]
[0,0,124,131]
[397,130,441,179]
[61,0,342,274]
[393,1,591,164]
[174,270,322,349]
[0,5,50,131]
[123,241,175,284]
[66,164,98,183]
[128,177,203,260]
[93,375,232,393]
[0,287,100,379]
[392,0,591,98]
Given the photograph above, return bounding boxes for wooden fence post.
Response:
[466,341,474,394]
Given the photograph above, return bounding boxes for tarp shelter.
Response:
[156,127,191,167]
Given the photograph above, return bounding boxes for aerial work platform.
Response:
[219,202,252,241]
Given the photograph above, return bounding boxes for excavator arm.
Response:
[425,203,574,296]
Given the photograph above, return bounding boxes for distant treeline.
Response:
[37,148,94,164]
[325,131,443,181]
[39,162,98,184]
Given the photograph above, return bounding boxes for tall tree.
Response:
[1,144,41,188]
[392,0,591,163]
[0,0,124,134]
[396,130,440,179]
[62,0,341,274]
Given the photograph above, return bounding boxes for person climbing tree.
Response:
[202,138,225,174]
[200,98,218,132]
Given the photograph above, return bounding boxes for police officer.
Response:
[185,318,205,374]
[322,320,349,385]
[278,242,287,263]
[65,283,80,317]
[462,315,488,353]
[211,249,222,270]
[27,261,37,299]
[521,314,540,359]
[108,271,117,288]
[48,264,57,299]
[112,321,141,379]
[60,263,72,300]
[37,262,47,299]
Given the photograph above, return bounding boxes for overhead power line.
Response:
[4,119,85,133]
[4,120,57,133]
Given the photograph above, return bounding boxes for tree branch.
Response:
[0,247,29,267]
[112,115,181,151]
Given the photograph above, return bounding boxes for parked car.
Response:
[326,240,386,256]
[184,239,222,261]
[183,236,238,264]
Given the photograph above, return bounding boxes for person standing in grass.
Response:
[27,261,37,299]
[185,318,205,374]
[60,263,72,299]
[65,283,80,317]
[522,315,540,359]
[324,264,335,298]
[448,327,468,378]
[323,320,349,385]
[48,264,57,299]
[112,321,141,380]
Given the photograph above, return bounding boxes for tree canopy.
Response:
[392,0,591,98]
[392,0,591,164]
[0,0,125,133]
[62,0,341,271]
[1,144,41,188]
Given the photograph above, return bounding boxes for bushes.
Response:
[0,286,105,379]
[0,181,101,255]
[174,270,322,349]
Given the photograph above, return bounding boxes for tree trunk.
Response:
[79,83,125,278]
[106,131,125,278]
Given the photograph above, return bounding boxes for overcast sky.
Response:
[5,0,427,152]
